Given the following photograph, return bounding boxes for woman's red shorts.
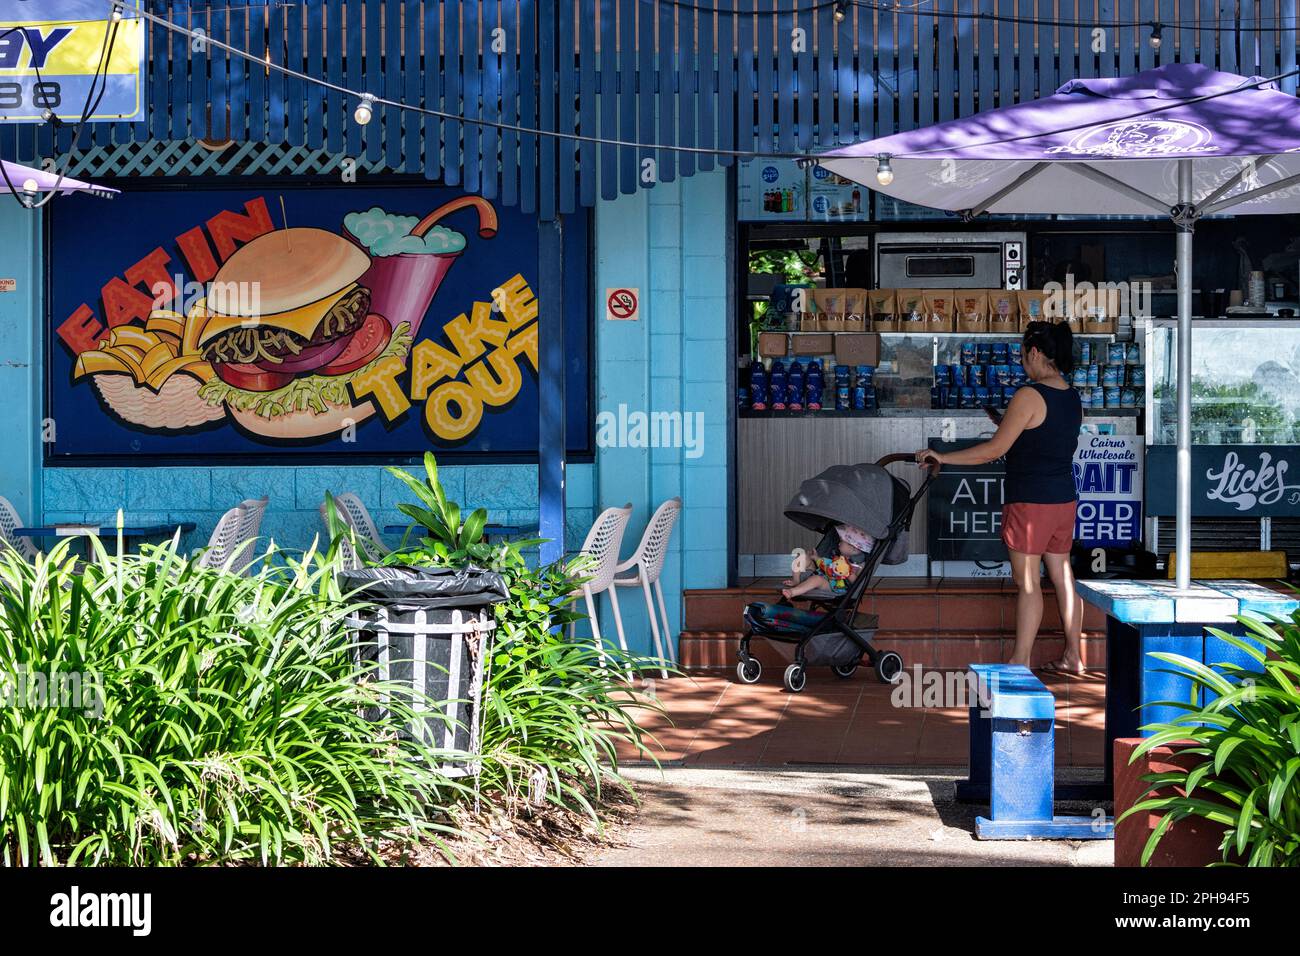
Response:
[1001,501,1077,556]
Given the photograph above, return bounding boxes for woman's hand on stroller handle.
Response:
[914,449,944,473]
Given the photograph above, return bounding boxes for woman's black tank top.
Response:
[1004,382,1082,504]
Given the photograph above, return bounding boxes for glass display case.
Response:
[739,329,1135,417]
[876,331,1128,411]
[1144,319,1300,445]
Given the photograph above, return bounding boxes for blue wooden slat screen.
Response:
[11,1,1300,218]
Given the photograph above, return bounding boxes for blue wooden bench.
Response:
[956,664,1114,840]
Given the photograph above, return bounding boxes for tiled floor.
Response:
[620,670,1106,769]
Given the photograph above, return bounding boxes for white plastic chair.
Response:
[569,504,633,669]
[198,499,264,575]
[319,492,390,569]
[613,497,682,678]
[0,495,40,563]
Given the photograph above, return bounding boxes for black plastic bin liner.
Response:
[339,565,509,609]
[340,566,508,768]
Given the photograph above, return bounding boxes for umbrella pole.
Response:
[1175,158,1194,592]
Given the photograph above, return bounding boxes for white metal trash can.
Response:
[341,567,509,778]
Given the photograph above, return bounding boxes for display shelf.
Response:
[738,407,1141,419]
[757,328,1122,338]
[1136,317,1300,329]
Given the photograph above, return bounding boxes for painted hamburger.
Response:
[195,227,411,439]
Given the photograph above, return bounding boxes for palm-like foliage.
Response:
[1119,609,1300,867]
[0,535,465,866]
[479,555,658,815]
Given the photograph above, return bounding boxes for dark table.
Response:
[17,522,197,540]
[383,523,536,541]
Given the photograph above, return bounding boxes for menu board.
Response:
[807,165,869,222]
[736,158,808,221]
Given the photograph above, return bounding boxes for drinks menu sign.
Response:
[737,158,870,222]
[47,184,590,461]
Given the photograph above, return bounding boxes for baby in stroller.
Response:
[781,523,875,601]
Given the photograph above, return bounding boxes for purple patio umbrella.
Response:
[0,160,119,202]
[819,63,1300,591]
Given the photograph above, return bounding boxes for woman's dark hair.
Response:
[1022,320,1074,374]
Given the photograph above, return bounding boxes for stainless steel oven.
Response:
[875,231,1026,290]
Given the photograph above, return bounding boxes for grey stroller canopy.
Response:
[783,463,912,565]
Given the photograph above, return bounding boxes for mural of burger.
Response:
[194,227,412,439]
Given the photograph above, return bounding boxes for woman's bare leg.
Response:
[1042,551,1085,672]
[1007,549,1043,666]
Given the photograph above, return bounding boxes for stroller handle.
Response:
[876,452,941,476]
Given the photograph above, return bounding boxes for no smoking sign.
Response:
[605,287,639,321]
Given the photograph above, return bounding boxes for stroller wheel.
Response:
[783,663,807,693]
[736,658,762,684]
[874,651,904,684]
[832,662,859,679]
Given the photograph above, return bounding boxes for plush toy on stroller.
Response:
[739,454,938,693]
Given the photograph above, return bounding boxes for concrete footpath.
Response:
[592,766,1115,867]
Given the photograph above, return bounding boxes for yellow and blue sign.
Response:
[0,0,144,122]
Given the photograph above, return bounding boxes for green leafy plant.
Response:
[1119,610,1300,866]
[0,535,465,866]
[479,554,659,816]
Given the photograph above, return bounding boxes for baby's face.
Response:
[837,541,856,557]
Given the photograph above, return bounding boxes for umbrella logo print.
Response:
[1046,120,1218,158]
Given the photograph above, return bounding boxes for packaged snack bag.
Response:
[920,289,956,333]
[956,289,989,333]
[812,288,848,332]
[1016,289,1050,331]
[843,288,870,332]
[988,290,1019,333]
[896,289,926,327]
[869,288,899,332]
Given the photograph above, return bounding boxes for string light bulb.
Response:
[110,2,124,21]
[875,154,894,186]
[1149,22,1163,48]
[834,1,848,23]
[353,93,376,126]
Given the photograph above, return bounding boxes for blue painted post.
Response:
[537,217,566,566]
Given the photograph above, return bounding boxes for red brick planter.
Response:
[1113,738,1234,867]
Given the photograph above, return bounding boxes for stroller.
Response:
[739,454,938,693]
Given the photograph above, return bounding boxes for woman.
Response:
[916,321,1085,674]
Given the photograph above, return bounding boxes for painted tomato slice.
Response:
[214,362,296,392]
[317,313,392,376]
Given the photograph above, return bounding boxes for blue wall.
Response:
[592,169,731,654]
[0,202,42,524]
[40,462,596,559]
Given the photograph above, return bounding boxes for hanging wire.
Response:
[120,4,1300,166]
[651,0,1300,32]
